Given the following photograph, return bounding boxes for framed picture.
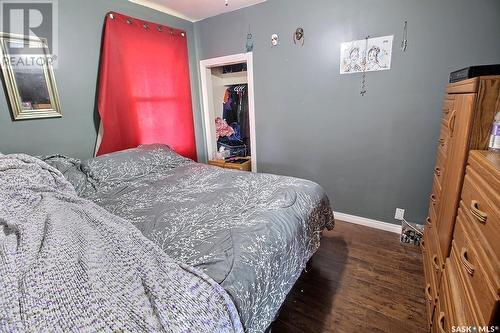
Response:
[0,33,62,120]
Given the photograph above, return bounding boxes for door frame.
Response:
[199,52,257,172]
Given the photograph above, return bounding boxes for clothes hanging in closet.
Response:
[223,89,238,125]
[222,85,250,154]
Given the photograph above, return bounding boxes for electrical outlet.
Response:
[395,208,405,221]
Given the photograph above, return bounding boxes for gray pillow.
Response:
[81,144,191,184]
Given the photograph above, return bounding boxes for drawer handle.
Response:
[438,312,446,333]
[449,111,457,137]
[438,138,446,147]
[426,217,432,227]
[460,247,475,276]
[432,255,440,272]
[430,194,437,204]
[425,284,433,302]
[470,200,487,224]
[434,167,442,177]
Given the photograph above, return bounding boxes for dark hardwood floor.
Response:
[272,220,427,333]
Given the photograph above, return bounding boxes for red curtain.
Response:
[96,12,197,160]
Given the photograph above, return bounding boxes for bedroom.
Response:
[0,0,499,332]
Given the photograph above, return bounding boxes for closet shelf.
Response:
[213,71,248,86]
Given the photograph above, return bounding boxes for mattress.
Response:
[43,144,335,332]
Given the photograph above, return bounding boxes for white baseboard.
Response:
[334,211,402,234]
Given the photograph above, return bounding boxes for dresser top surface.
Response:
[470,150,500,174]
[446,75,500,94]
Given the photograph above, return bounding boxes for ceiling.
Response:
[129,0,267,22]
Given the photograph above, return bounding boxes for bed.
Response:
[0,153,243,333]
[41,144,335,332]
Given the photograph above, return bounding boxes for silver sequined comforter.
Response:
[43,145,335,332]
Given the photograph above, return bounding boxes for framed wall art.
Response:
[0,33,62,120]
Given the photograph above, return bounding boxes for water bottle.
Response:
[488,112,500,152]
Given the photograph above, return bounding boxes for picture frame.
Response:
[0,33,62,120]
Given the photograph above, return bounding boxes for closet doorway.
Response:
[200,53,257,172]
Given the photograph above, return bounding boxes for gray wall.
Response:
[0,0,204,160]
[1,0,499,225]
[195,0,500,224]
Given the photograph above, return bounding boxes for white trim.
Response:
[200,53,251,68]
[200,66,215,162]
[246,53,257,173]
[199,53,258,172]
[334,212,402,234]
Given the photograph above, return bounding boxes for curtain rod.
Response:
[107,12,186,37]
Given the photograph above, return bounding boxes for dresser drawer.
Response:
[461,167,500,255]
[423,225,444,300]
[460,201,500,289]
[437,141,448,162]
[428,201,438,232]
[423,228,439,301]
[433,272,453,333]
[434,150,446,187]
[437,123,450,157]
[451,213,499,325]
[422,233,437,328]
[429,175,442,213]
[425,284,435,329]
[443,258,477,329]
[442,95,455,125]
[432,299,446,333]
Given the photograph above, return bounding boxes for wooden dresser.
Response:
[434,151,499,332]
[422,76,500,331]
